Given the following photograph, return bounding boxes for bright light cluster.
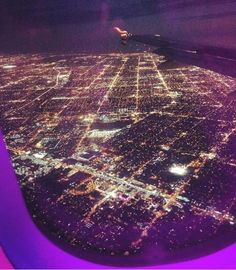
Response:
[169,164,188,176]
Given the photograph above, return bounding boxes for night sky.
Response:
[0,0,236,54]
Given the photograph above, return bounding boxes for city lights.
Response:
[0,52,235,264]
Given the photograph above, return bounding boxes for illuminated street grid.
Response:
[1,53,236,264]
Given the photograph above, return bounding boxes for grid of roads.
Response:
[1,52,236,265]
